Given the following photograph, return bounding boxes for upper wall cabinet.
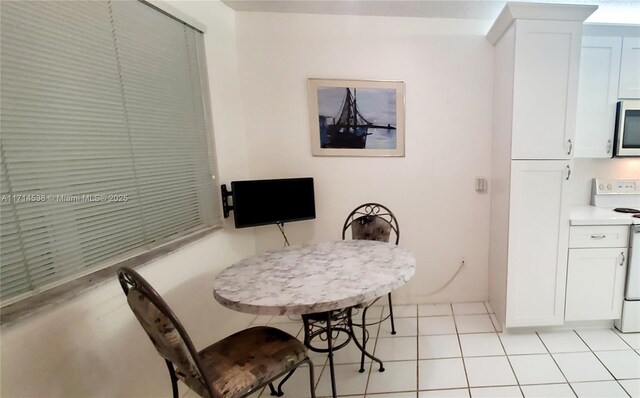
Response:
[574,27,639,159]
[511,20,583,160]
[619,37,640,99]
[575,36,622,158]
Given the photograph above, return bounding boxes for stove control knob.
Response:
[599,183,605,191]
[607,183,613,190]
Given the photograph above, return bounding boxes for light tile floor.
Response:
[189,302,640,398]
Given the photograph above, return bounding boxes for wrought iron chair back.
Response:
[341,203,399,245]
[340,203,401,372]
[118,267,215,398]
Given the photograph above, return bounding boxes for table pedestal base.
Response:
[300,307,385,398]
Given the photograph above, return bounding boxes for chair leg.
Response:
[165,360,179,398]
[359,306,368,373]
[275,369,297,397]
[388,293,396,335]
[307,359,317,398]
[326,311,338,398]
[268,383,278,396]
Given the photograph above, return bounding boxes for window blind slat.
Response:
[0,0,220,306]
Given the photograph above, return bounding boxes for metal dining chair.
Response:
[118,267,316,398]
[342,203,400,372]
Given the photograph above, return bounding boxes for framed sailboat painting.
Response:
[308,79,405,157]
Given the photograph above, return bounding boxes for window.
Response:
[0,1,220,316]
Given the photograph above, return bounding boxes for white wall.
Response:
[235,12,495,304]
[0,2,257,397]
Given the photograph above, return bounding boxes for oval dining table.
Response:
[213,240,416,398]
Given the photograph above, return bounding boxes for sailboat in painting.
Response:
[319,88,396,149]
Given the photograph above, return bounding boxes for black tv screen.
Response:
[231,177,315,228]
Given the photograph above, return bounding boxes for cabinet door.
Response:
[512,20,582,160]
[619,37,640,99]
[506,160,572,327]
[565,248,628,321]
[575,37,622,158]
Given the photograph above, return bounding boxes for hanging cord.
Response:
[423,259,466,296]
[277,222,290,247]
[279,222,298,321]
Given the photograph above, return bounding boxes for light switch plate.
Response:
[475,177,488,192]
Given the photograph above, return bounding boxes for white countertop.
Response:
[570,206,639,226]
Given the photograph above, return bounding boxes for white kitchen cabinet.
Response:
[565,248,628,321]
[511,20,583,160]
[619,37,640,99]
[575,36,622,158]
[486,3,595,330]
[506,160,572,327]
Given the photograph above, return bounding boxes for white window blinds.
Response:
[0,1,220,305]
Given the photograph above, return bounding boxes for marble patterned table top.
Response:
[213,240,416,316]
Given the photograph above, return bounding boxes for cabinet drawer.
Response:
[569,225,629,248]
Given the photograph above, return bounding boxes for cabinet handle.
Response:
[606,139,612,154]
[620,252,625,266]
[566,165,571,180]
[567,139,573,155]
[590,234,606,239]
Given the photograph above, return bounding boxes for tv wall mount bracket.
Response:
[221,184,233,218]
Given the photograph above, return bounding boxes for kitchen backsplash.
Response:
[566,158,640,206]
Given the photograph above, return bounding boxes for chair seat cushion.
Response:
[194,326,308,398]
[351,215,391,242]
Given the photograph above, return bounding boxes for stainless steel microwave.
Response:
[614,100,640,157]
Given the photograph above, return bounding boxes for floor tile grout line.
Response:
[612,327,640,352]
[573,329,633,397]
[571,379,640,384]
[592,345,640,358]
[363,319,380,397]
[535,330,578,398]
[421,381,588,391]
[574,328,629,353]
[315,355,329,395]
[420,385,483,391]
[493,321,525,396]
[453,312,490,317]
[368,318,419,395]
[482,301,492,316]
[264,305,637,398]
[573,378,637,398]
[450,303,471,391]
[520,380,607,387]
[362,356,374,397]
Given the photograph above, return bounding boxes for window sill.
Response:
[0,225,222,327]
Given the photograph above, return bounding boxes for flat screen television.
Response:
[230,177,315,228]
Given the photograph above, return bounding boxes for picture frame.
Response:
[308,79,405,157]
